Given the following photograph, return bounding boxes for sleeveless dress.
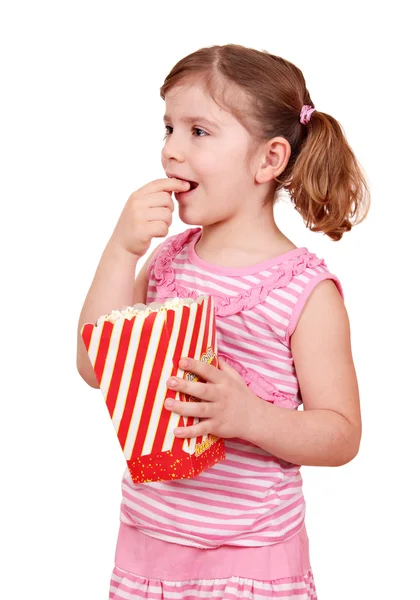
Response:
[109,227,344,599]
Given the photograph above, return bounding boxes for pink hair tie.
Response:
[300,105,315,125]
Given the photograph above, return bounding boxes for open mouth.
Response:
[179,179,199,191]
[169,176,199,191]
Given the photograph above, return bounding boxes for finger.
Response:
[147,192,175,212]
[179,357,223,384]
[166,376,212,402]
[218,357,243,381]
[146,207,173,226]
[165,398,212,418]
[146,177,191,195]
[173,421,211,439]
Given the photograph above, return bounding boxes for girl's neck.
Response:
[195,217,297,268]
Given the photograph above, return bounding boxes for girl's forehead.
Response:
[165,83,236,127]
[166,81,216,108]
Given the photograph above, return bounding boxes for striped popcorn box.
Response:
[81,295,226,484]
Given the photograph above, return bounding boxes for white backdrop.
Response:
[1,1,418,598]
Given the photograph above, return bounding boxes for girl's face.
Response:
[161,81,261,226]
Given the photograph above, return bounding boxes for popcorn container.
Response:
[80,295,225,484]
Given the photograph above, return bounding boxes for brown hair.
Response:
[160,43,371,241]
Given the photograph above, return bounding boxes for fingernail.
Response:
[165,398,174,407]
[167,378,177,386]
[182,181,190,188]
[180,358,190,368]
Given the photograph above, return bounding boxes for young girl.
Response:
[77,43,370,599]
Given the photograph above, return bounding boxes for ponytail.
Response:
[284,110,371,241]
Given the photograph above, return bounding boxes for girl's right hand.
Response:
[109,177,191,259]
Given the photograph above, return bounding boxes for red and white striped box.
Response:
[81,295,225,484]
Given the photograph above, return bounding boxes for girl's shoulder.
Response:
[279,254,345,348]
[146,227,199,281]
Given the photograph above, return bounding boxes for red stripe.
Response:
[151,310,177,453]
[105,319,135,418]
[93,321,114,385]
[194,296,212,446]
[171,306,197,455]
[117,312,158,450]
[187,300,203,361]
[183,298,205,432]
[186,297,216,438]
[129,313,167,458]
[201,296,211,357]
[81,323,93,352]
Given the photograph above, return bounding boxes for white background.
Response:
[1,1,418,598]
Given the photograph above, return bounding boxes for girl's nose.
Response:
[161,135,185,162]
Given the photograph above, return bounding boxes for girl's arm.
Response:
[247,279,361,467]
[76,241,161,388]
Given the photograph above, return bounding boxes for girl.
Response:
[77,43,370,599]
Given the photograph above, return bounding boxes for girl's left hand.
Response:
[165,356,264,440]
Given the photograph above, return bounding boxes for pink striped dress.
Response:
[109,227,344,599]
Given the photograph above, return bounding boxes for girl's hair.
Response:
[160,44,371,241]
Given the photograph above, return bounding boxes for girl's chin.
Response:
[178,211,201,226]
[177,203,207,225]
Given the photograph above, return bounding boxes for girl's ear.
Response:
[256,136,291,184]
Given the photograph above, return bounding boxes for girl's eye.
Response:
[193,127,208,137]
[163,125,208,140]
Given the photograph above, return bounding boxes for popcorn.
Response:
[95,298,197,325]
[81,296,225,484]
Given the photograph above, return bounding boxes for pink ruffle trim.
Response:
[218,352,299,408]
[151,228,326,317]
